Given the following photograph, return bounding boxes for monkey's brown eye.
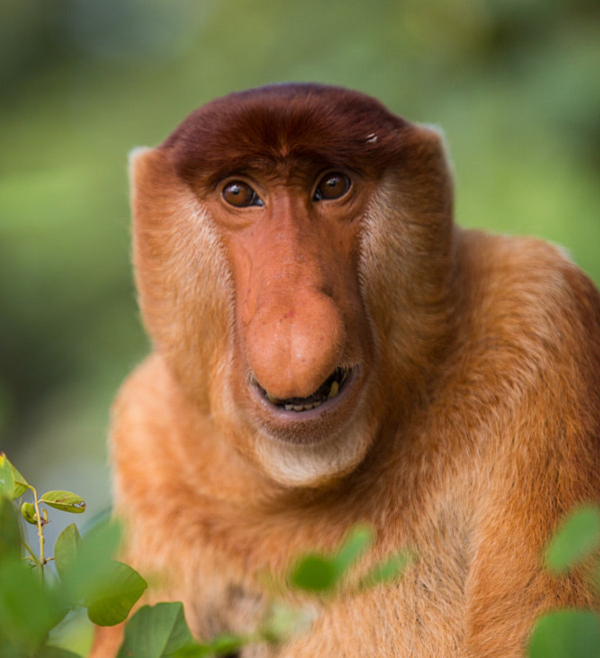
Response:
[222,181,263,207]
[314,173,351,201]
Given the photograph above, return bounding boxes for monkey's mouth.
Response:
[257,367,352,413]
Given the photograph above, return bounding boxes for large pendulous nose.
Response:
[244,284,346,400]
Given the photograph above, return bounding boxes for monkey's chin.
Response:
[246,368,375,488]
[253,403,375,488]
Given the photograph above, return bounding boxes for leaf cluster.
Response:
[5,452,600,657]
[0,454,410,658]
[0,453,146,657]
[289,524,410,596]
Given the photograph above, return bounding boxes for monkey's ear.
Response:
[411,123,454,181]
[128,146,184,216]
[420,123,452,157]
[391,122,454,220]
[422,124,454,174]
[128,146,171,193]
[128,146,153,180]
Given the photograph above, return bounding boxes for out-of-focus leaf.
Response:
[209,634,243,655]
[260,601,314,644]
[0,454,14,499]
[117,602,195,658]
[58,520,121,606]
[359,550,411,590]
[546,505,600,573]
[37,647,84,658]
[0,453,29,499]
[172,646,212,657]
[290,525,380,594]
[9,466,28,499]
[290,553,338,593]
[40,491,86,514]
[333,525,374,575]
[86,561,147,626]
[0,497,21,560]
[54,524,82,580]
[0,557,66,652]
[528,610,600,658]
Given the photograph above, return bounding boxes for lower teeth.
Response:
[267,372,347,412]
[284,402,319,412]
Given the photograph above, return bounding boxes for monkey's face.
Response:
[130,84,454,487]
[212,166,375,434]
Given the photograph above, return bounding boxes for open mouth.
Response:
[257,367,352,412]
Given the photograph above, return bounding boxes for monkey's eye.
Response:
[222,181,264,208]
[313,173,351,201]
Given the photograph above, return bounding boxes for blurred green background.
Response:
[1,0,599,528]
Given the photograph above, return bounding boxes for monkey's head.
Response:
[130,83,455,487]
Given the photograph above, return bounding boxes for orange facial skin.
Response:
[92,84,600,658]
[212,167,376,446]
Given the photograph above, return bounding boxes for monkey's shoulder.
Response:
[447,229,600,460]
[109,355,217,492]
[110,355,180,445]
[458,229,600,352]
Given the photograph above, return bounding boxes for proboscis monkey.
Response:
[92,83,600,657]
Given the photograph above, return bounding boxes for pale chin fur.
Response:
[215,365,376,488]
[254,402,375,488]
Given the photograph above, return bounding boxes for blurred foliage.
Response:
[0,454,408,656]
[2,451,600,655]
[0,0,599,509]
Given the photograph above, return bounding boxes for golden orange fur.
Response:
[91,84,600,657]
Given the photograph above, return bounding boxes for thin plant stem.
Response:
[29,484,46,582]
[22,539,41,566]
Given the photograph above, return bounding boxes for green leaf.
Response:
[0,557,65,652]
[0,497,21,561]
[359,550,411,589]
[36,647,84,658]
[86,561,148,626]
[260,601,314,644]
[333,525,374,576]
[0,455,14,500]
[209,634,243,655]
[58,520,121,607]
[546,505,600,573]
[54,524,82,581]
[290,553,338,593]
[172,646,213,657]
[117,603,195,658]
[40,491,86,514]
[290,526,376,594]
[9,468,28,499]
[528,610,600,658]
[0,453,29,499]
[21,501,38,524]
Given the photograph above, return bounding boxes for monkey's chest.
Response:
[178,548,465,658]
[180,566,273,654]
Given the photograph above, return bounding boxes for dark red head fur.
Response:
[162,83,410,189]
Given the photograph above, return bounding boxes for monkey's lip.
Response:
[252,366,357,419]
